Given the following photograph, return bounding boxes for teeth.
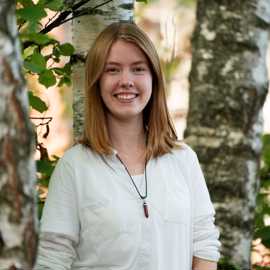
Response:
[115,93,137,100]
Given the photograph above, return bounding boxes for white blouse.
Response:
[35,143,220,270]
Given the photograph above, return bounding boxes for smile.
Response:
[114,93,138,101]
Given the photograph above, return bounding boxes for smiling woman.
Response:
[34,22,221,270]
[99,40,152,122]
[81,22,178,161]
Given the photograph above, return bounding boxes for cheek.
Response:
[99,79,111,101]
[99,80,111,108]
[100,76,118,96]
[144,77,153,97]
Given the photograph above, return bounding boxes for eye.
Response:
[133,66,147,73]
[104,67,120,74]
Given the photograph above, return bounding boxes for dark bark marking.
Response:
[3,135,22,222]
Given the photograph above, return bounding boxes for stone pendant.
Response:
[143,200,149,218]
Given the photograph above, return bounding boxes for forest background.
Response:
[0,0,270,269]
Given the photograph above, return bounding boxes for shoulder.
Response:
[155,142,198,170]
[171,142,197,161]
[60,143,99,167]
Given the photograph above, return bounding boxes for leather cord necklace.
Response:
[116,154,149,218]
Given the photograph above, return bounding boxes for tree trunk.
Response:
[185,0,270,268]
[0,1,37,269]
[72,0,135,138]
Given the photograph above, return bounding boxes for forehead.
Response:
[106,39,148,63]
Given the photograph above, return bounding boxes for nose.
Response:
[120,81,134,89]
[119,70,134,89]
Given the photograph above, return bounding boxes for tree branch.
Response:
[22,0,113,50]
[40,0,92,34]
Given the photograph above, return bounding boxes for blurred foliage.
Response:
[143,0,195,6]
[177,0,196,7]
[252,134,270,269]
[28,91,48,113]
[217,258,240,270]
[17,0,73,94]
[253,266,270,270]
[37,155,59,219]
[160,56,181,91]
[254,134,270,249]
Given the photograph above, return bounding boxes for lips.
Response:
[113,92,139,101]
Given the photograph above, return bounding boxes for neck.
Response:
[107,115,146,157]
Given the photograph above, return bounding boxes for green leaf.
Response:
[38,176,50,187]
[36,159,55,176]
[262,134,270,166]
[16,5,47,22]
[22,45,36,59]
[16,0,34,7]
[253,264,270,270]
[58,43,75,56]
[44,0,64,11]
[58,76,71,87]
[52,63,72,76]
[52,46,60,56]
[20,33,56,46]
[39,69,57,87]
[136,0,148,2]
[52,67,65,75]
[62,63,72,75]
[254,226,270,241]
[24,52,47,73]
[28,91,48,113]
[217,258,240,270]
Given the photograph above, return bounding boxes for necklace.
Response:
[116,154,149,218]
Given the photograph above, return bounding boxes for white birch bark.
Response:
[0,0,37,268]
[185,0,270,268]
[72,0,135,138]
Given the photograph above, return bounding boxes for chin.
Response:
[110,111,143,121]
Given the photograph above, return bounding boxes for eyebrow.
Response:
[105,61,148,66]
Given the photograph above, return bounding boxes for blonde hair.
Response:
[81,22,180,160]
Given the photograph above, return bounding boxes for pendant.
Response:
[143,201,149,218]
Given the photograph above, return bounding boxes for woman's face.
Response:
[99,40,153,122]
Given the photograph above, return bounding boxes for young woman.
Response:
[35,22,220,270]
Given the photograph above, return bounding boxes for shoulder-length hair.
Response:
[81,21,180,160]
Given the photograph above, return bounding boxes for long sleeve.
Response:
[188,147,221,261]
[34,232,77,270]
[35,158,80,269]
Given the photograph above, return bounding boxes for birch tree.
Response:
[72,0,135,137]
[185,1,270,268]
[0,0,37,268]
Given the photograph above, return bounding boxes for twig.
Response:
[22,0,92,49]
[30,116,53,127]
[40,0,113,34]
[44,11,60,28]
[40,0,92,34]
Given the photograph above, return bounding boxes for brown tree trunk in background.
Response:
[72,0,135,138]
[185,0,270,268]
[0,1,37,269]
